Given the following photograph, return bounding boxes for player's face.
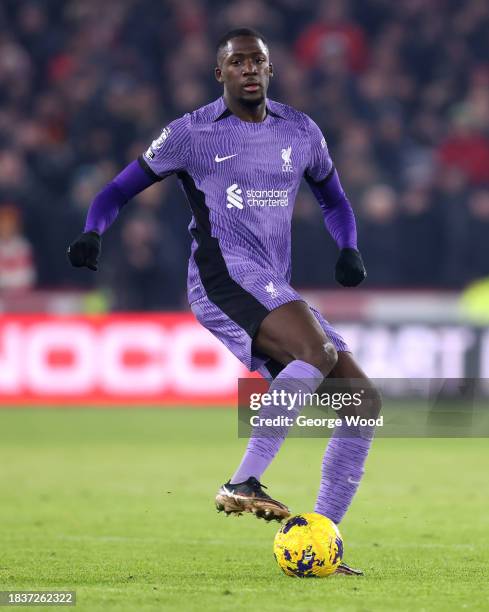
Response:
[215,36,273,106]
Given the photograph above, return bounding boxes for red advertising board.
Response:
[0,314,248,405]
[1,314,488,405]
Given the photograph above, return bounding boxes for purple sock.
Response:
[314,426,373,524]
[230,360,324,484]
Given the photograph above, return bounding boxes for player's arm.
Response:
[304,117,366,287]
[67,114,190,271]
[67,161,156,270]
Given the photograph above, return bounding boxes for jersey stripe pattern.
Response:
[139,96,333,317]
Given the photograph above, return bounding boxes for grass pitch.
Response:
[0,408,488,611]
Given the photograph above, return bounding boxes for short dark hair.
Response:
[216,28,268,56]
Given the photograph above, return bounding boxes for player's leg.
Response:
[314,351,381,525]
[251,300,339,373]
[217,300,339,520]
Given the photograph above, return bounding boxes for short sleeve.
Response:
[140,113,191,179]
[304,115,333,183]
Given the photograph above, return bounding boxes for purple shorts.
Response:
[190,278,349,377]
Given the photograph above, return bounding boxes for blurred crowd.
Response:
[0,0,488,308]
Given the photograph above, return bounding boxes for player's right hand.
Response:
[335,248,366,287]
[67,231,101,271]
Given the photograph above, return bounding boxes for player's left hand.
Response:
[335,248,366,287]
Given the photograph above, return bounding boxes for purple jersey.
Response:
[139,96,333,306]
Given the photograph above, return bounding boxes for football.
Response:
[273,513,343,577]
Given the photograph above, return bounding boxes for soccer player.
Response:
[68,28,379,574]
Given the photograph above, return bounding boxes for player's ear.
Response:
[215,66,223,83]
[269,63,274,78]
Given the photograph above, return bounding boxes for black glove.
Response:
[335,248,366,287]
[67,231,101,271]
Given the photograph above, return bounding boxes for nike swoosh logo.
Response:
[215,154,238,163]
[347,476,361,485]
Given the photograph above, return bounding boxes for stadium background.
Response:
[1,2,489,610]
[0,0,488,402]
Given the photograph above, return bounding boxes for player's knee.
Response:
[358,382,382,420]
[294,341,338,377]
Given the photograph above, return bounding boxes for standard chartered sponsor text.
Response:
[246,188,289,207]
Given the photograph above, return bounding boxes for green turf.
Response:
[0,409,488,611]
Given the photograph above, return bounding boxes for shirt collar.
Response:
[212,96,285,122]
